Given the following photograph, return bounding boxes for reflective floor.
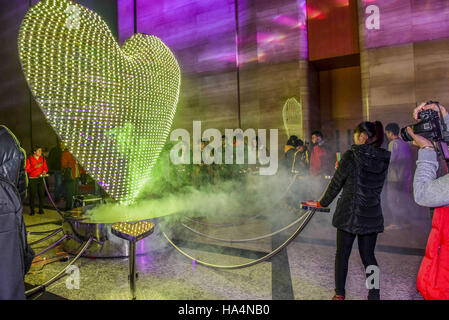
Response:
[24,202,430,300]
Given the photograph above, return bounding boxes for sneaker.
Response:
[332,295,345,300]
[368,290,380,300]
[368,294,380,300]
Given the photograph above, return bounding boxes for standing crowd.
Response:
[1,102,449,300]
[298,102,449,300]
[284,123,417,230]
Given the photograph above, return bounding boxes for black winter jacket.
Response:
[0,125,34,300]
[0,126,27,202]
[319,144,391,235]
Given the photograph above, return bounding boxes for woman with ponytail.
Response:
[303,121,391,300]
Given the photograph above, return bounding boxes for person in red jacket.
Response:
[309,131,332,198]
[309,131,331,176]
[407,102,449,300]
[25,146,48,215]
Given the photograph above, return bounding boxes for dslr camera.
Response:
[401,101,449,160]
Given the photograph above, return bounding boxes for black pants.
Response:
[335,229,380,299]
[29,178,44,213]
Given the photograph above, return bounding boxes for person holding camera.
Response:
[406,102,449,300]
[303,121,390,300]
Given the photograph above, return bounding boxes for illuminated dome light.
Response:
[18,0,181,205]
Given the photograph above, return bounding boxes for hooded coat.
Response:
[0,125,34,300]
[319,144,391,235]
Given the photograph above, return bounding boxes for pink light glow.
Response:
[273,15,306,29]
[307,0,349,21]
[306,6,326,20]
[257,32,287,44]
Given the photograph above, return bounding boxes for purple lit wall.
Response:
[116,0,313,139]
[118,0,134,44]
[117,0,308,74]
[255,0,308,63]
[119,0,237,73]
[363,0,449,49]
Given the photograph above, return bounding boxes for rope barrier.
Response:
[181,210,308,243]
[40,175,67,218]
[161,208,316,270]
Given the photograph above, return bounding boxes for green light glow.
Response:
[18,0,181,204]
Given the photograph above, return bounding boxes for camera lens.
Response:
[400,127,413,142]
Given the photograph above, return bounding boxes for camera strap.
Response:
[436,141,449,174]
[437,103,448,132]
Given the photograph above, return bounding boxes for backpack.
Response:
[0,176,35,299]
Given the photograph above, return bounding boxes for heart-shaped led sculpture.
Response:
[18,0,181,204]
[111,221,155,242]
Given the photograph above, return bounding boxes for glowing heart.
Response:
[18,0,180,204]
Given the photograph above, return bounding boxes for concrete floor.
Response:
[23,200,430,300]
